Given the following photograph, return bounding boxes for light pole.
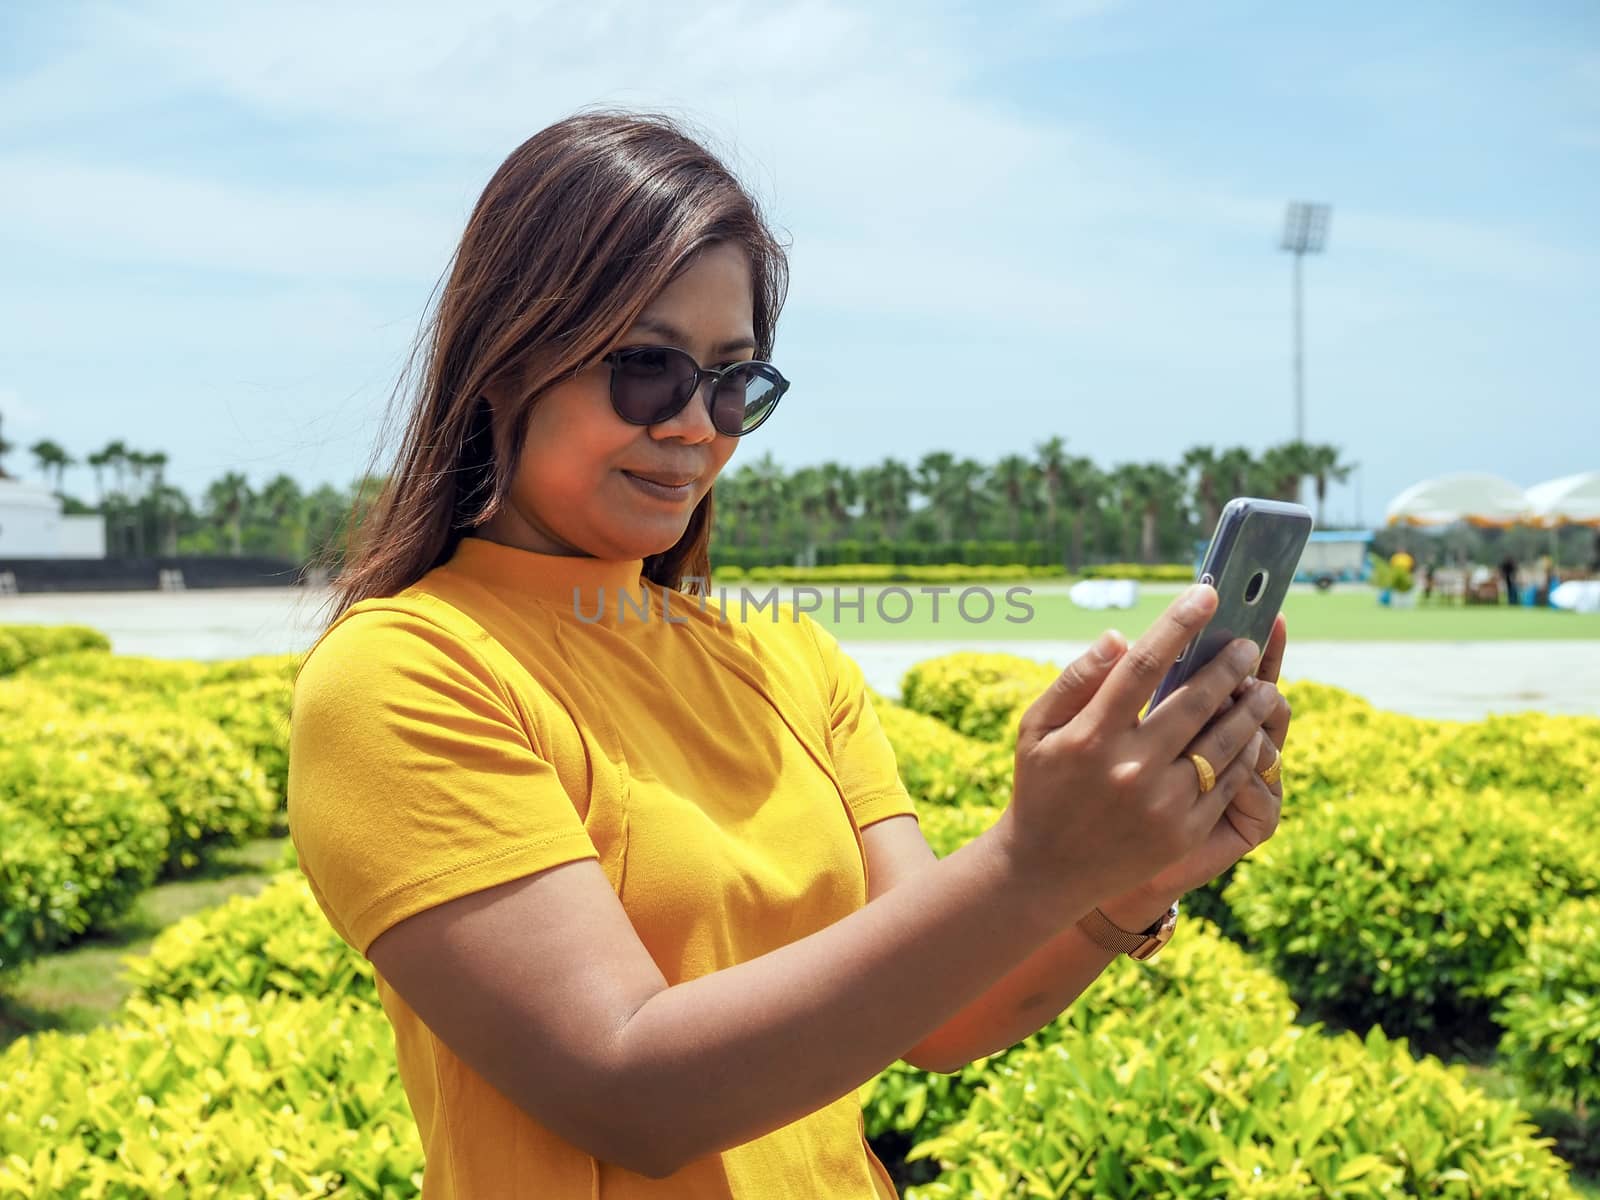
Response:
[1279,201,1331,443]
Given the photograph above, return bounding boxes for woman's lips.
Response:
[623,470,696,501]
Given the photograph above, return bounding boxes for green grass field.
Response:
[759,586,1600,642]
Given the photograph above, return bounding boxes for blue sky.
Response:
[2,0,1595,529]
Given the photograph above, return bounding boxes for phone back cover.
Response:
[1148,499,1313,710]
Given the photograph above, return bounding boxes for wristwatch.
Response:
[1076,901,1180,961]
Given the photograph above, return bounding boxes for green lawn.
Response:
[0,836,287,1054]
[763,586,1600,642]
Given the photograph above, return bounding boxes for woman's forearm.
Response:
[903,885,1180,1074]
[610,811,1095,1177]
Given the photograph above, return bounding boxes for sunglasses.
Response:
[602,345,790,438]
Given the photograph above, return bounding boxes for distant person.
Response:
[1422,559,1437,603]
[1500,554,1519,605]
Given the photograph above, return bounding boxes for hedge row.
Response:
[0,639,298,974]
[0,991,422,1198]
[0,624,109,676]
[13,861,1570,1198]
[884,652,1600,1105]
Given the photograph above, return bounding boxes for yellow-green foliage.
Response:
[1226,788,1600,1034]
[12,648,209,695]
[123,872,374,1007]
[713,563,1068,584]
[892,652,1600,1039]
[16,710,277,875]
[0,992,423,1197]
[915,803,1004,858]
[907,1018,1579,1199]
[1079,562,1197,581]
[3,648,1593,1197]
[187,675,294,805]
[1488,896,1600,1112]
[898,650,1059,743]
[874,703,1011,809]
[863,917,1295,1146]
[0,625,110,676]
[0,745,169,965]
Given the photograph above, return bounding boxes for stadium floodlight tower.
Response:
[1279,200,1331,444]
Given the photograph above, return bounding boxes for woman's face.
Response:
[482,241,754,560]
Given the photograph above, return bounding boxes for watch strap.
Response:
[1076,902,1179,959]
[1076,906,1156,955]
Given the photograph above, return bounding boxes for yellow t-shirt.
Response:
[287,534,918,1199]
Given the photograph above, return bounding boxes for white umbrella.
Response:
[1525,472,1600,528]
[1383,473,1530,528]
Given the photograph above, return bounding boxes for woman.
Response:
[287,106,1291,1199]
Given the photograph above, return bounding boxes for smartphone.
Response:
[1146,497,1314,713]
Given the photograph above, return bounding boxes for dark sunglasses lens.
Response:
[712,364,785,436]
[612,347,696,424]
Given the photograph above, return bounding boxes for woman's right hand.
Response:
[998,582,1279,913]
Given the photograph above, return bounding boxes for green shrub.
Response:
[0,805,84,974]
[1488,896,1600,1114]
[122,872,374,1007]
[17,710,277,875]
[874,703,1012,809]
[1078,562,1196,582]
[0,624,111,675]
[916,804,1005,859]
[906,1018,1579,1199]
[899,651,1058,744]
[13,649,206,695]
[0,992,423,1197]
[187,676,294,806]
[0,745,169,948]
[864,918,1295,1145]
[1225,790,1600,1035]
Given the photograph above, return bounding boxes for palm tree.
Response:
[1215,446,1257,506]
[1256,441,1314,504]
[942,458,990,542]
[28,439,68,490]
[1182,445,1225,533]
[818,463,857,545]
[257,473,306,560]
[859,457,913,541]
[743,452,786,551]
[915,451,957,543]
[1302,442,1354,527]
[0,410,13,480]
[1034,435,1069,555]
[786,465,828,565]
[125,449,155,556]
[1112,462,1185,563]
[990,454,1038,543]
[143,451,173,555]
[205,471,253,556]
[1057,455,1104,571]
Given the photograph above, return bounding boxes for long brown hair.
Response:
[307,105,790,634]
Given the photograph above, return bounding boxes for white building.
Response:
[0,477,106,558]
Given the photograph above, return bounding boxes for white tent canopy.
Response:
[1525,472,1600,528]
[1384,473,1530,528]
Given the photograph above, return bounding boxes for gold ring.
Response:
[1259,745,1282,788]
[1188,753,1216,794]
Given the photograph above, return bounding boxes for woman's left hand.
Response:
[1099,613,1291,925]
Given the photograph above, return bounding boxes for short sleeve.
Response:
[287,607,599,959]
[800,614,920,830]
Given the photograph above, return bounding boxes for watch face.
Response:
[1128,904,1179,961]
